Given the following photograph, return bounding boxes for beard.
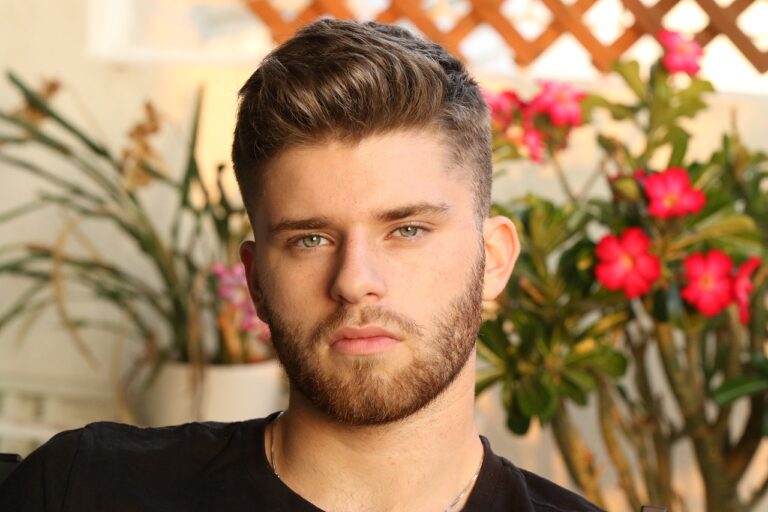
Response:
[259,251,485,426]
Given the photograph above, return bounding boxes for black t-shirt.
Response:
[0,413,603,511]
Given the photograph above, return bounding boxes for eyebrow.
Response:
[374,202,451,223]
[268,202,451,234]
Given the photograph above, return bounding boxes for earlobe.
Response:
[481,216,520,301]
[239,240,265,318]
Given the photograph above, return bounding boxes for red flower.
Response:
[595,228,661,298]
[530,81,586,127]
[644,167,706,219]
[483,90,520,130]
[733,257,761,325]
[659,29,704,75]
[681,250,734,317]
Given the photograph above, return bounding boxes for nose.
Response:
[329,235,387,305]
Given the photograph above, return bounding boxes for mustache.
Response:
[310,305,424,347]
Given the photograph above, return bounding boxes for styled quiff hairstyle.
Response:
[232,18,491,219]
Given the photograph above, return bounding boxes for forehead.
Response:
[252,129,472,224]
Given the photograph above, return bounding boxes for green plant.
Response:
[0,72,272,371]
[480,32,767,511]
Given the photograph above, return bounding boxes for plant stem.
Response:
[549,153,577,202]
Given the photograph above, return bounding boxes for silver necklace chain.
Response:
[268,413,482,512]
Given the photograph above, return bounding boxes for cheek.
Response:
[257,253,331,317]
[389,240,478,310]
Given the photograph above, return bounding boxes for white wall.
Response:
[1,1,767,510]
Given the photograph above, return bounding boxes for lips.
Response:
[330,325,401,355]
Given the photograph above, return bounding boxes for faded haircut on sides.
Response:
[232,18,492,221]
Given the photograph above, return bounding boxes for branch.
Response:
[626,336,675,506]
[655,322,736,500]
[725,394,766,481]
[550,400,606,508]
[596,384,644,510]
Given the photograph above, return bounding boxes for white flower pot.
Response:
[137,360,287,426]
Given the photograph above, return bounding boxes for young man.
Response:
[0,19,602,511]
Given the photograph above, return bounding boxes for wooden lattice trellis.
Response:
[244,0,768,73]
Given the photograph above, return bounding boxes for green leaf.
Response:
[0,199,48,224]
[612,60,645,100]
[672,96,708,121]
[562,367,597,393]
[678,77,715,100]
[713,376,768,406]
[7,72,111,158]
[611,177,643,201]
[557,377,588,406]
[594,349,628,377]
[558,238,597,298]
[475,366,505,396]
[567,347,627,377]
[763,407,768,437]
[0,281,50,332]
[171,87,206,245]
[751,352,768,376]
[671,213,759,252]
[517,375,555,417]
[506,405,531,435]
[662,125,690,168]
[578,311,629,339]
[581,95,636,121]
[478,319,510,362]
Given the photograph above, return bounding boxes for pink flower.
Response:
[595,227,661,298]
[681,250,734,317]
[522,125,544,162]
[733,257,761,325]
[644,167,706,219]
[659,29,704,75]
[242,313,272,341]
[213,262,267,334]
[213,262,250,306]
[483,90,520,130]
[530,81,587,127]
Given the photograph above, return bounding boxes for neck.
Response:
[268,353,483,512]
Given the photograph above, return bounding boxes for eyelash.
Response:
[289,224,430,249]
[389,224,428,240]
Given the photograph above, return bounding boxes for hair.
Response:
[232,18,492,220]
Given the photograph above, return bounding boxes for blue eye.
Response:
[297,235,326,248]
[396,226,421,238]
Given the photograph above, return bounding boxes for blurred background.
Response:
[1,1,767,510]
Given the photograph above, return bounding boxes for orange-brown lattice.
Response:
[244,0,767,73]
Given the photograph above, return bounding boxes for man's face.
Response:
[244,129,486,426]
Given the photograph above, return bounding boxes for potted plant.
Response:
[479,31,767,511]
[0,73,285,426]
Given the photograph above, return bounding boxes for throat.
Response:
[266,405,484,512]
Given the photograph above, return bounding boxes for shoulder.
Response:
[73,418,268,462]
[472,437,604,512]
[514,463,605,512]
[0,417,272,511]
[0,427,83,510]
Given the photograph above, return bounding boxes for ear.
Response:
[481,215,520,301]
[239,240,266,320]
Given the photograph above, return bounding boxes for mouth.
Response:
[330,325,401,356]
